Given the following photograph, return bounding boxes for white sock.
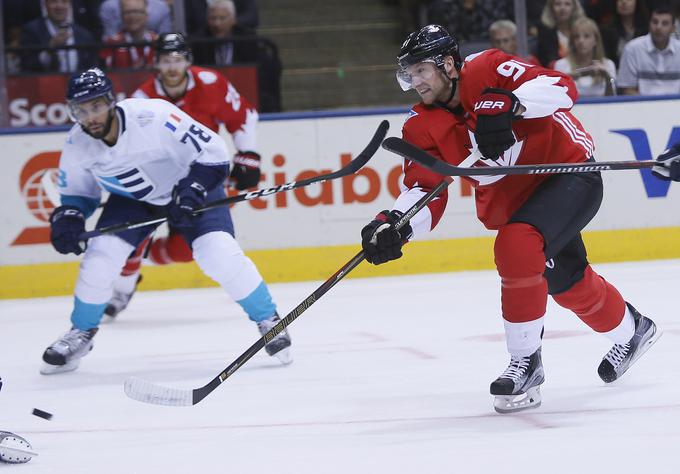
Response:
[504,316,544,357]
[113,273,140,294]
[601,305,635,345]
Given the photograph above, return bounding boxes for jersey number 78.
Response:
[180,124,212,152]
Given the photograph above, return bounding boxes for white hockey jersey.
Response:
[57,98,230,207]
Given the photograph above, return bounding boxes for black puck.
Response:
[32,408,53,420]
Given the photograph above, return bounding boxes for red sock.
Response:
[552,265,625,333]
[495,223,547,323]
[120,236,151,276]
[149,233,193,264]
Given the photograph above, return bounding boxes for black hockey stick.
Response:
[123,177,452,406]
[78,120,390,241]
[382,137,659,177]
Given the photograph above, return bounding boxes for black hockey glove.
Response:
[230,151,261,190]
[652,143,680,181]
[168,163,227,229]
[361,210,413,265]
[474,88,521,161]
[168,178,208,229]
[49,205,87,255]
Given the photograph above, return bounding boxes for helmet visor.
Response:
[395,60,438,91]
[68,96,114,123]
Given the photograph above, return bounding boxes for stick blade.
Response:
[124,376,194,406]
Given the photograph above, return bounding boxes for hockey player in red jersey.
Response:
[361,25,661,413]
[106,32,262,317]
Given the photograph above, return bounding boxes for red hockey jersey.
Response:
[398,49,594,232]
[133,65,258,152]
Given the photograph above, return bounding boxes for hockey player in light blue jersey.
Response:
[41,68,291,374]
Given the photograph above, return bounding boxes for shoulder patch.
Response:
[464,50,488,63]
[136,109,155,127]
[405,108,418,123]
[197,70,218,85]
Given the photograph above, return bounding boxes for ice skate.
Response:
[0,431,37,463]
[598,303,661,383]
[105,275,142,318]
[257,313,292,365]
[41,327,98,375]
[490,348,544,414]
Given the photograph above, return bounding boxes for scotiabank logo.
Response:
[12,151,472,247]
[12,152,61,246]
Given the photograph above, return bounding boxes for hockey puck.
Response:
[31,408,52,420]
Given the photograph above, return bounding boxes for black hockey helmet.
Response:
[66,67,114,104]
[66,68,116,126]
[156,32,192,61]
[396,25,462,91]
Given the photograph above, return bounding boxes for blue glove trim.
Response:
[61,195,100,219]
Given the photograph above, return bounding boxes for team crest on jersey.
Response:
[95,168,154,199]
[467,130,524,186]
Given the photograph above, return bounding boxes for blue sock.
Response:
[237,282,277,322]
[70,297,107,330]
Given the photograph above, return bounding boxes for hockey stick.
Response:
[78,120,390,241]
[123,177,452,406]
[382,137,659,177]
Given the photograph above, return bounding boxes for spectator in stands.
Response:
[101,0,158,69]
[536,0,586,66]
[617,4,680,95]
[601,0,649,66]
[488,19,541,65]
[19,0,98,73]
[554,17,617,96]
[192,0,258,66]
[426,0,514,42]
[99,0,171,40]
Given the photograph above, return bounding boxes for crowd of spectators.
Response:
[5,0,680,104]
[399,0,680,97]
[2,0,281,111]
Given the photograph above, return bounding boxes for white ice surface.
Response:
[1,259,679,473]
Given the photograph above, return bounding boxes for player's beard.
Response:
[82,110,115,140]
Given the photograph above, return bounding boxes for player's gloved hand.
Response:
[49,205,87,255]
[230,151,261,190]
[652,143,680,181]
[168,177,207,229]
[474,88,521,160]
[361,210,413,265]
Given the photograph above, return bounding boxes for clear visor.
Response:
[68,96,114,123]
[156,52,190,72]
[396,60,438,91]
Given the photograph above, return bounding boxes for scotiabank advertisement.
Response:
[2,100,680,266]
[6,67,258,127]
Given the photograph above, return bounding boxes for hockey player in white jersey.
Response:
[42,68,291,374]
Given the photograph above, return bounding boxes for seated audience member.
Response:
[19,0,98,73]
[427,0,514,42]
[536,0,586,66]
[101,0,158,69]
[554,17,617,96]
[488,19,541,65]
[601,0,649,66]
[617,5,680,95]
[192,0,257,66]
[99,0,171,40]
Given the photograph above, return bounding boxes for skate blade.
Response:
[272,348,293,366]
[40,359,80,375]
[0,437,38,463]
[493,386,542,414]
